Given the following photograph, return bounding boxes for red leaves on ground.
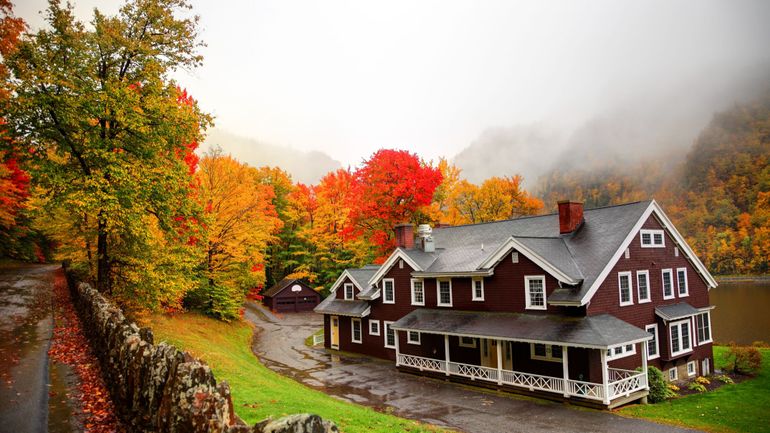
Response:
[48,270,124,433]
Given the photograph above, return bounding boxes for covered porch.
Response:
[391,309,651,408]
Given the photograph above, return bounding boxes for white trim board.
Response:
[477,237,581,285]
[367,248,423,287]
[329,270,364,294]
[577,200,718,306]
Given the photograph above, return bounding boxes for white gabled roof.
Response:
[367,248,423,287]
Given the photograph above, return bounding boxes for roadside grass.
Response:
[147,312,449,433]
[620,346,770,433]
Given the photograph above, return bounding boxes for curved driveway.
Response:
[244,302,698,433]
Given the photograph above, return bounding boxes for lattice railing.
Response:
[397,354,446,373]
[608,368,637,381]
[449,361,499,382]
[609,370,647,398]
[501,370,564,393]
[567,379,604,400]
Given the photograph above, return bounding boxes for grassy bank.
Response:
[147,312,448,433]
[620,346,770,433]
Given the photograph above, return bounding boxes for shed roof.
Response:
[655,303,701,321]
[391,309,651,349]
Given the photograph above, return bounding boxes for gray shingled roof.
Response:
[314,296,370,317]
[263,278,309,298]
[421,200,652,304]
[347,265,380,289]
[391,309,651,349]
[655,303,701,321]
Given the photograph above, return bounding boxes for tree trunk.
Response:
[96,213,110,294]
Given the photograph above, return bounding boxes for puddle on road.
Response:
[47,361,80,433]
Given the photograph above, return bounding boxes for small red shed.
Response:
[262,278,321,313]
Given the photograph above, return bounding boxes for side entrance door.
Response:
[480,338,499,368]
[331,316,339,349]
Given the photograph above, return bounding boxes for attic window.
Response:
[640,229,665,248]
[344,283,354,300]
[511,252,519,263]
[399,259,404,269]
[624,248,630,259]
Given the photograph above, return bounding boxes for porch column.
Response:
[562,345,569,397]
[601,349,610,405]
[444,334,450,376]
[394,330,400,366]
[641,342,649,390]
[496,340,503,385]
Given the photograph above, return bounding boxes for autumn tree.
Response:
[348,149,442,258]
[5,0,211,307]
[187,149,282,320]
[450,175,543,224]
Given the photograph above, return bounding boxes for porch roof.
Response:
[654,302,701,321]
[391,309,651,349]
[313,297,370,317]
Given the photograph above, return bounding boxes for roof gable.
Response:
[367,248,422,286]
[263,278,313,298]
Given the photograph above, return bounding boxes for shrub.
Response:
[714,374,734,384]
[667,383,680,392]
[695,376,710,385]
[647,366,676,403]
[688,382,707,393]
[752,340,769,348]
[723,343,762,374]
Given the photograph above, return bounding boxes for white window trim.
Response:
[344,283,354,300]
[637,270,651,303]
[459,336,477,348]
[407,331,421,345]
[676,267,689,297]
[530,343,563,362]
[696,311,713,344]
[410,278,425,306]
[369,319,380,336]
[607,343,637,360]
[383,321,396,349]
[382,278,395,304]
[640,229,665,248]
[645,324,660,360]
[661,268,675,300]
[669,319,693,357]
[687,361,697,377]
[351,318,362,344]
[437,278,453,307]
[618,271,634,306]
[669,367,678,381]
[525,275,547,310]
[472,277,485,301]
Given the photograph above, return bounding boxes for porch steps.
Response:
[398,365,649,410]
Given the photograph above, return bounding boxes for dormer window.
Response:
[640,229,665,248]
[344,283,354,300]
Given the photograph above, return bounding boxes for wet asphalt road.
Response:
[244,302,700,433]
[0,263,77,433]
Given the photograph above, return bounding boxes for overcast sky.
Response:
[16,0,770,173]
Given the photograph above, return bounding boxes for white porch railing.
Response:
[312,333,324,346]
[397,354,647,403]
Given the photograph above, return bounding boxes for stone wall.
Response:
[67,280,337,433]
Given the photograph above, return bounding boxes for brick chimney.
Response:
[394,223,415,249]
[557,200,584,234]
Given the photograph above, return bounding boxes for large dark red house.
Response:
[315,200,717,408]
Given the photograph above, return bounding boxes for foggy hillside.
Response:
[202,129,342,184]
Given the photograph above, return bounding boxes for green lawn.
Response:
[620,346,770,433]
[147,312,449,433]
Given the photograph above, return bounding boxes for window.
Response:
[369,320,380,336]
[696,311,712,344]
[607,343,636,360]
[407,331,420,345]
[646,324,659,360]
[669,368,678,381]
[677,268,689,297]
[525,276,546,310]
[670,319,692,357]
[382,278,395,304]
[640,229,665,248]
[702,358,710,376]
[674,246,679,257]
[383,321,396,349]
[637,270,651,303]
[399,259,404,269]
[687,361,696,377]
[351,318,362,343]
[410,279,424,306]
[624,248,630,259]
[344,283,354,300]
[530,343,563,362]
[662,269,674,300]
[472,278,484,301]
[437,279,452,307]
[459,336,477,348]
[618,271,633,306]
[511,252,519,263]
